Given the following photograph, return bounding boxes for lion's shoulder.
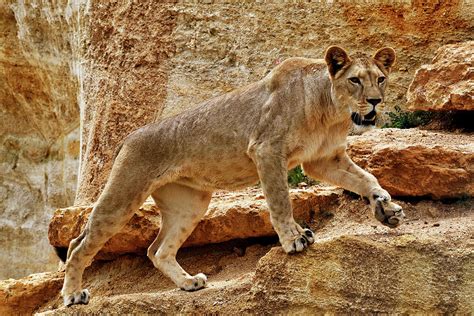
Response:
[266,57,326,91]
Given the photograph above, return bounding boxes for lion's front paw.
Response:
[373,197,405,228]
[63,289,90,307]
[282,228,315,254]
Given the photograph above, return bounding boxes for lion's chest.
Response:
[287,125,349,167]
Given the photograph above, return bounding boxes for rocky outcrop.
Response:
[347,128,474,199]
[0,1,79,279]
[407,41,474,111]
[4,194,471,314]
[49,187,341,258]
[0,272,63,315]
[249,230,473,314]
[73,2,177,205]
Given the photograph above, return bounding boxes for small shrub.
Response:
[384,106,433,129]
[287,166,318,187]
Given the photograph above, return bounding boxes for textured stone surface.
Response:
[347,128,474,199]
[0,1,79,279]
[73,1,474,205]
[249,232,473,314]
[10,195,472,314]
[74,1,178,204]
[407,41,474,111]
[0,271,63,315]
[49,187,341,258]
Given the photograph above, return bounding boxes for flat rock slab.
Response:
[250,231,473,314]
[406,41,474,111]
[48,186,341,258]
[348,128,474,199]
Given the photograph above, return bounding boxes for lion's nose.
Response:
[367,98,382,106]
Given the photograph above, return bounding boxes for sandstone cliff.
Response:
[73,1,474,205]
[0,1,79,279]
[0,2,473,315]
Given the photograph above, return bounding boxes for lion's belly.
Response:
[176,156,260,191]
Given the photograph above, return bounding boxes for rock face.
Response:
[0,1,79,279]
[74,2,178,204]
[407,41,474,111]
[250,232,473,314]
[347,128,474,199]
[73,1,474,205]
[49,187,341,258]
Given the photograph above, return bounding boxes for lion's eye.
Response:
[378,76,386,84]
[349,77,361,84]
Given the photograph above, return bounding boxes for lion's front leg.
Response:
[250,142,315,253]
[302,150,405,228]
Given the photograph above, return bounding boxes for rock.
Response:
[21,196,474,314]
[250,232,473,314]
[347,128,474,199]
[0,272,63,315]
[407,41,474,111]
[73,2,177,205]
[0,2,79,279]
[48,187,341,258]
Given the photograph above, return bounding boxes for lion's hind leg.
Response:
[61,175,157,306]
[148,183,212,291]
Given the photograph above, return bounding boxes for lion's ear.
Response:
[373,47,396,72]
[325,46,351,77]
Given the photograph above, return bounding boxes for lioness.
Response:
[60,46,405,306]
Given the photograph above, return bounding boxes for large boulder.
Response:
[347,128,474,199]
[406,41,474,111]
[249,231,473,314]
[48,187,341,258]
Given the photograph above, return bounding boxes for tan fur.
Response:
[61,46,405,306]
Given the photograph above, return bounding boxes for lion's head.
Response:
[324,46,396,127]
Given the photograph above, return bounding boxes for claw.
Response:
[300,237,307,245]
[374,198,405,228]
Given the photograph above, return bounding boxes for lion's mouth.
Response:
[351,110,376,126]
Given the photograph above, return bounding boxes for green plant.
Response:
[384,106,433,129]
[287,166,318,187]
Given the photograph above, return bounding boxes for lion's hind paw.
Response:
[63,289,90,307]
